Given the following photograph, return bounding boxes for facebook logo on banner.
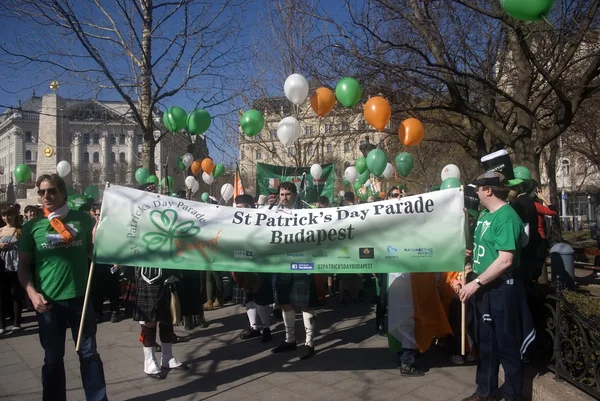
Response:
[291,263,314,271]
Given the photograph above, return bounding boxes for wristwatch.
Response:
[475,278,483,287]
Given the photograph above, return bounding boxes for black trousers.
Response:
[91,265,121,315]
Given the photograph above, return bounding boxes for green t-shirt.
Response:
[20,210,95,301]
[472,204,523,275]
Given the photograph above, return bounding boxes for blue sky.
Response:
[0,0,351,166]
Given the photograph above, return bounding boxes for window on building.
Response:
[288,147,296,156]
[360,120,368,130]
[562,159,570,176]
[119,152,126,162]
[344,142,350,153]
[93,152,99,163]
[84,134,90,144]
[271,129,277,140]
[25,150,31,161]
[137,135,143,146]
[119,135,126,145]
[256,150,262,160]
[25,132,32,142]
[241,150,245,159]
[110,152,116,163]
[305,126,313,136]
[326,144,332,153]
[341,122,350,132]
[110,135,116,145]
[325,124,333,134]
[307,144,313,156]
[93,133,100,144]
[83,152,89,162]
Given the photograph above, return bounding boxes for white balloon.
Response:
[441,164,461,181]
[338,190,345,197]
[344,166,358,183]
[202,172,214,185]
[310,164,322,179]
[182,153,194,168]
[191,180,200,194]
[56,160,71,177]
[382,163,394,178]
[277,117,301,147]
[185,175,196,189]
[221,183,234,201]
[284,74,309,105]
[364,179,372,188]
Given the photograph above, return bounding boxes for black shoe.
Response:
[271,341,296,354]
[400,364,424,377]
[110,312,119,323]
[461,394,493,401]
[240,328,261,340]
[146,372,165,380]
[340,299,348,307]
[154,343,161,353]
[299,345,315,360]
[261,328,272,343]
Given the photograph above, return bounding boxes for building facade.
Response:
[0,93,191,203]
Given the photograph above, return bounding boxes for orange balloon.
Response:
[399,118,424,146]
[201,158,215,174]
[310,87,335,117]
[191,160,202,175]
[364,96,391,131]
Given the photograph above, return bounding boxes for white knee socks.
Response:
[302,310,316,348]
[257,304,271,329]
[282,309,296,343]
[246,301,259,330]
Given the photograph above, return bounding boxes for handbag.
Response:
[169,284,182,326]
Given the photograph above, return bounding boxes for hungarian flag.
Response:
[234,165,245,199]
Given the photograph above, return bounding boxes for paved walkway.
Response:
[0,301,481,401]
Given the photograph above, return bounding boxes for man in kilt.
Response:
[134,183,187,379]
[231,194,274,342]
[270,182,318,360]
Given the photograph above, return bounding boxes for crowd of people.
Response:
[0,153,559,401]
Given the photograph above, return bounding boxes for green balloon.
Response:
[441,177,461,190]
[366,149,387,177]
[161,176,174,192]
[213,164,225,179]
[135,167,150,185]
[13,164,31,183]
[335,77,362,108]
[84,185,99,200]
[394,153,413,177]
[353,181,362,191]
[201,192,209,202]
[240,109,265,137]
[66,186,75,196]
[186,109,211,135]
[177,156,186,171]
[358,170,370,185]
[502,0,554,21]
[356,157,368,174]
[429,184,441,192]
[163,106,187,132]
[343,178,350,187]
[147,175,159,185]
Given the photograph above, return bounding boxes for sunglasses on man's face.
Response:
[37,188,59,197]
[391,193,401,198]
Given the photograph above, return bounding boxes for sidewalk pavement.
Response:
[0,301,485,401]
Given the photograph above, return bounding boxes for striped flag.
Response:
[267,177,279,190]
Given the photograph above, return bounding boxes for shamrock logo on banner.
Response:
[142,209,201,257]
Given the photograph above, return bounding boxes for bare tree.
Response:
[0,0,247,173]
[304,0,600,180]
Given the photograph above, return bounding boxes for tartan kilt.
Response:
[232,274,274,306]
[274,274,317,309]
[232,284,247,306]
[133,278,171,323]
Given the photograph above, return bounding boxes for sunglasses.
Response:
[37,188,59,197]
[94,213,101,217]
[390,193,401,198]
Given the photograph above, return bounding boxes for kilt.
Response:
[179,270,206,316]
[232,273,274,306]
[133,270,172,323]
[274,273,317,309]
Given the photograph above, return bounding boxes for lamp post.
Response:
[359,136,375,157]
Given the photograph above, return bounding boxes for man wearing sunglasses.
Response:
[18,174,108,401]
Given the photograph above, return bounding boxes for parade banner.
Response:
[255,162,335,203]
[93,185,466,273]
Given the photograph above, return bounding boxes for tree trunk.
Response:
[544,141,564,243]
[512,138,541,181]
[140,0,155,174]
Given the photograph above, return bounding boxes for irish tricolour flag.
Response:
[267,178,279,190]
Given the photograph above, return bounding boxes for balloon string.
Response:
[541,15,554,29]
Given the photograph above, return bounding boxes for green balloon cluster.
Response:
[147,175,159,185]
[395,153,413,177]
[213,164,225,179]
[84,185,99,200]
[502,0,554,21]
[161,176,174,192]
[177,156,186,171]
[335,77,362,108]
[163,106,187,132]
[358,169,370,185]
[187,109,211,135]
[14,164,31,183]
[353,181,362,192]
[366,148,387,177]
[240,109,265,137]
[135,167,150,185]
[355,157,367,174]
[441,177,461,190]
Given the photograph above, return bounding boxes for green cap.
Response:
[513,166,532,181]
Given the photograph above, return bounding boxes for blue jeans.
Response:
[37,297,108,401]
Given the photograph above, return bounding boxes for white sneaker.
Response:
[0,329,5,336]
[11,326,22,334]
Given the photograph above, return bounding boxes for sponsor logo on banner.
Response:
[359,247,375,259]
[312,250,328,258]
[287,253,304,257]
[385,245,399,259]
[404,247,434,257]
[233,250,253,259]
[291,262,315,271]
